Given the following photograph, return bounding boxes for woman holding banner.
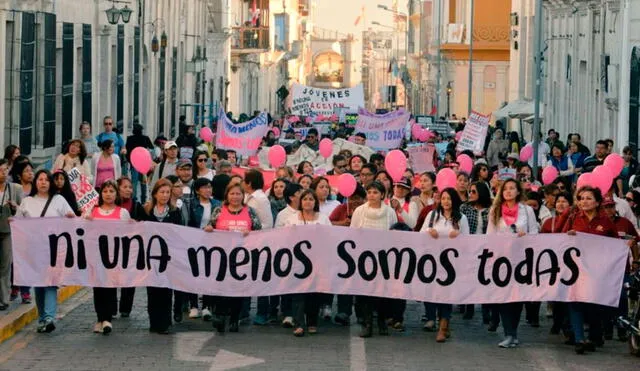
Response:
[419,188,469,342]
[487,178,539,348]
[143,179,183,334]
[116,177,145,317]
[350,181,398,338]
[16,170,75,333]
[205,183,262,333]
[562,186,617,354]
[282,189,331,336]
[86,180,130,335]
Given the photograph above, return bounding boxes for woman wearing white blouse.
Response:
[486,178,538,349]
[283,190,330,337]
[311,176,340,217]
[350,181,398,338]
[419,188,469,342]
[16,170,75,334]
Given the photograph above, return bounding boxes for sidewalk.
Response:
[0,286,83,344]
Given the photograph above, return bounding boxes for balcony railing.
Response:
[231,26,270,52]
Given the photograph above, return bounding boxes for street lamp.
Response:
[105,0,133,25]
[446,82,452,118]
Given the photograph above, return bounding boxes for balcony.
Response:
[231,25,270,54]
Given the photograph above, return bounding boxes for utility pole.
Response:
[532,0,544,179]
[467,0,474,115]
[435,0,442,118]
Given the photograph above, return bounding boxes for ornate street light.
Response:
[160,31,168,50]
[151,35,159,54]
[105,5,120,25]
[120,5,133,23]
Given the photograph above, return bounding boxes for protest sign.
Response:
[215,108,269,156]
[12,219,627,307]
[407,144,436,173]
[290,84,365,117]
[415,115,434,127]
[456,111,491,153]
[355,108,410,150]
[434,142,449,160]
[67,168,99,213]
[344,113,359,127]
[428,120,453,138]
[498,168,517,181]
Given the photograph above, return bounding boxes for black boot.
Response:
[378,317,389,336]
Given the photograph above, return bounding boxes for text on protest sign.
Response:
[407,144,436,173]
[215,108,269,156]
[11,219,628,307]
[67,168,99,213]
[290,84,365,117]
[456,111,490,153]
[355,108,410,150]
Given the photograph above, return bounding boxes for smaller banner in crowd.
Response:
[355,108,410,150]
[12,219,628,307]
[67,168,99,213]
[456,110,490,153]
[407,144,436,173]
[215,108,269,156]
[290,84,365,116]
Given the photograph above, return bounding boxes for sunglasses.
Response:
[469,189,478,194]
[197,158,207,163]
[360,172,373,177]
[626,198,634,203]
[104,122,113,126]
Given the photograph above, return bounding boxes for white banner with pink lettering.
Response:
[11,219,628,307]
[215,108,270,156]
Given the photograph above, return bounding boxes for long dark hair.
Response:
[469,181,492,209]
[298,189,320,213]
[30,170,56,198]
[52,171,80,215]
[3,145,19,165]
[434,187,463,230]
[192,150,209,179]
[66,139,88,164]
[470,163,489,182]
[97,180,121,207]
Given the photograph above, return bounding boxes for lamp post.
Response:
[105,0,133,25]
[446,82,452,118]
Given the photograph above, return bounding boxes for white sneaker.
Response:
[101,321,112,335]
[512,337,520,346]
[202,308,212,321]
[189,308,201,319]
[93,322,103,333]
[282,316,294,328]
[322,305,332,319]
[498,336,515,348]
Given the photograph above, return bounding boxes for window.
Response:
[274,13,288,51]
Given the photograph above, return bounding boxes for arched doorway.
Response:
[629,47,640,152]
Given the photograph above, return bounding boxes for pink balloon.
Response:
[338,173,357,197]
[419,128,435,142]
[268,145,286,168]
[604,153,624,177]
[457,154,473,174]
[576,173,592,190]
[541,166,559,185]
[385,150,407,182]
[130,147,153,174]
[271,127,281,138]
[455,131,463,142]
[319,138,333,159]
[199,127,214,142]
[592,165,614,195]
[519,144,533,162]
[411,124,421,140]
[436,168,457,191]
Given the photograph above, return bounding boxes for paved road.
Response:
[0,289,637,371]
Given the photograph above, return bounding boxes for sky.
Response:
[313,0,409,39]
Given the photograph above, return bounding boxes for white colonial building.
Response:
[541,0,640,151]
[0,0,230,163]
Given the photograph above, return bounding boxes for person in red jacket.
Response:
[562,186,617,354]
[602,196,638,341]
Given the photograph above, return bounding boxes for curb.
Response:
[0,286,83,344]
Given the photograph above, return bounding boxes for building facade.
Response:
[0,0,229,163]
[541,0,640,151]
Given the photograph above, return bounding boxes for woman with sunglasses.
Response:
[143,179,183,334]
[487,178,538,348]
[85,181,130,335]
[562,186,617,353]
[193,151,215,180]
[460,182,492,322]
[419,188,469,342]
[205,183,262,332]
[350,181,398,337]
[281,190,331,336]
[16,170,75,333]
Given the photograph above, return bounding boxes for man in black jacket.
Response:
[126,124,154,202]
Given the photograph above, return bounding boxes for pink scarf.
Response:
[501,203,519,227]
